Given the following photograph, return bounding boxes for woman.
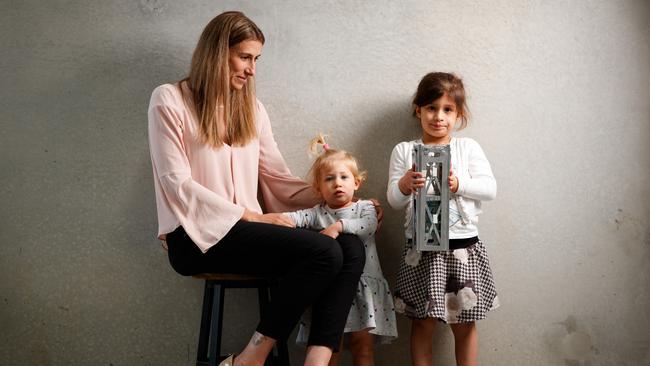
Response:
[148,11,369,366]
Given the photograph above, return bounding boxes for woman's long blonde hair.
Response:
[307,133,367,196]
[181,11,265,148]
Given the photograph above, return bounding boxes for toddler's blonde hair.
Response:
[306,133,367,196]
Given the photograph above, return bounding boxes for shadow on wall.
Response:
[4,28,203,362]
[340,99,427,364]
[344,97,417,280]
[38,35,208,364]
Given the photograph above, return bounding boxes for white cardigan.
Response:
[386,137,496,239]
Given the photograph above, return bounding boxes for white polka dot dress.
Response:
[286,201,398,344]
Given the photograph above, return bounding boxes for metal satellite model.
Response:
[412,144,450,251]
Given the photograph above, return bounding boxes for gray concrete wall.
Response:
[2,1,649,365]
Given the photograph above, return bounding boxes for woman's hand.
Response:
[320,221,342,239]
[448,167,459,193]
[398,163,425,195]
[242,209,296,227]
[368,198,383,230]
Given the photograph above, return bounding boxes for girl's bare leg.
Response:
[411,318,436,366]
[450,322,477,366]
[348,330,374,366]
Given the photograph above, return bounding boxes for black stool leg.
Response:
[270,286,290,366]
[258,285,290,366]
[276,339,289,366]
[276,342,289,366]
[208,282,225,366]
[197,281,214,364]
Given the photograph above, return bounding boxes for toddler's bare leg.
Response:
[349,330,374,366]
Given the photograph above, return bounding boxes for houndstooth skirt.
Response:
[394,239,499,323]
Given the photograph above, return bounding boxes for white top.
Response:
[386,137,496,239]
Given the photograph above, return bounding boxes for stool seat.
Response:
[194,273,262,280]
[193,273,273,282]
[193,273,289,366]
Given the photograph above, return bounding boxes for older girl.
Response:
[388,72,499,366]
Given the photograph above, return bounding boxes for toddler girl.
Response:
[387,72,499,366]
[286,134,398,366]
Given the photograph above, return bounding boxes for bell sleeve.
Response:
[148,86,244,253]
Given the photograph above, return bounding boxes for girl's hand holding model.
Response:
[398,163,459,195]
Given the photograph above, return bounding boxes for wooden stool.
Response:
[193,273,290,366]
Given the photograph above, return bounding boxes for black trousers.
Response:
[166,220,365,351]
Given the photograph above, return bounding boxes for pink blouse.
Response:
[148,83,319,253]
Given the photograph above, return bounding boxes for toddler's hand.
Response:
[398,163,425,195]
[448,167,458,193]
[320,221,342,239]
